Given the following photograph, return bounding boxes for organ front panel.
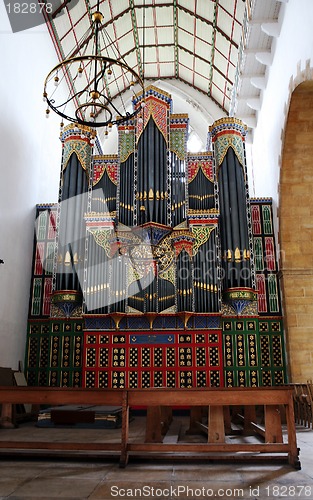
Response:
[24,86,286,388]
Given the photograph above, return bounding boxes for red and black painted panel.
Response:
[28,205,57,319]
[82,330,223,389]
[251,199,282,316]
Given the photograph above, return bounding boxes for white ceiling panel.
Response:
[154,0,173,4]
[156,6,174,26]
[143,63,158,78]
[211,84,226,108]
[179,49,193,72]
[56,15,73,43]
[65,2,88,26]
[196,0,215,20]
[159,62,176,77]
[178,0,196,11]
[179,65,193,84]
[123,51,138,69]
[158,46,175,63]
[118,32,135,55]
[194,73,210,93]
[110,0,129,17]
[144,46,158,64]
[177,29,194,52]
[114,14,132,37]
[157,26,174,45]
[139,26,156,46]
[213,50,229,78]
[195,58,211,79]
[217,11,235,41]
[195,38,212,63]
[212,69,227,97]
[196,18,213,44]
[177,8,194,34]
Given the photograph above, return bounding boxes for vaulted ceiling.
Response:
[45,0,287,144]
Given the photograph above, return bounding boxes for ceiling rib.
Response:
[129,0,144,80]
[192,0,197,89]
[208,0,218,98]
[152,0,161,79]
[173,0,179,79]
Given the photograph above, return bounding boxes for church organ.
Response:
[25,86,286,389]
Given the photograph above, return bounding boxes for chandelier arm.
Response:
[44,56,143,90]
[46,99,83,125]
[75,103,112,125]
[46,89,86,113]
[95,61,107,90]
[47,91,142,128]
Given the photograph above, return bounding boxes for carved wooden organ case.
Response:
[25,86,287,389]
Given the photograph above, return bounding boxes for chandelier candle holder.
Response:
[43,0,144,128]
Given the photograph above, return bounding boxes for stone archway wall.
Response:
[279,81,313,382]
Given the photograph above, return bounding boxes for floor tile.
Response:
[89,481,171,500]
[7,477,99,499]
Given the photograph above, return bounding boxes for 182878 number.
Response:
[6,3,53,14]
[266,485,312,497]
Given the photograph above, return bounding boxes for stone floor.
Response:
[0,417,312,500]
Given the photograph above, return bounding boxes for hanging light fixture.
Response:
[43,0,144,128]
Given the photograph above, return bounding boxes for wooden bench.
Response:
[291,382,313,429]
[0,386,300,469]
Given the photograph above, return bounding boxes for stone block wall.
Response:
[279,81,313,382]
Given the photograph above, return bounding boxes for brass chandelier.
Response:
[43,0,144,128]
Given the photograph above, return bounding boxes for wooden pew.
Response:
[0,386,300,469]
[292,383,313,428]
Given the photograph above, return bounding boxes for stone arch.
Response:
[279,80,313,382]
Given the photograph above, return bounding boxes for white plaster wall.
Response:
[0,4,61,369]
[251,0,313,207]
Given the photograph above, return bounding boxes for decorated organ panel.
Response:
[25,86,286,388]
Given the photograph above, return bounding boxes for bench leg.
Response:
[119,391,129,468]
[186,406,203,434]
[161,406,173,434]
[264,405,283,443]
[243,405,257,435]
[224,406,232,434]
[208,406,225,443]
[145,406,163,443]
[285,396,301,469]
[0,403,15,429]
